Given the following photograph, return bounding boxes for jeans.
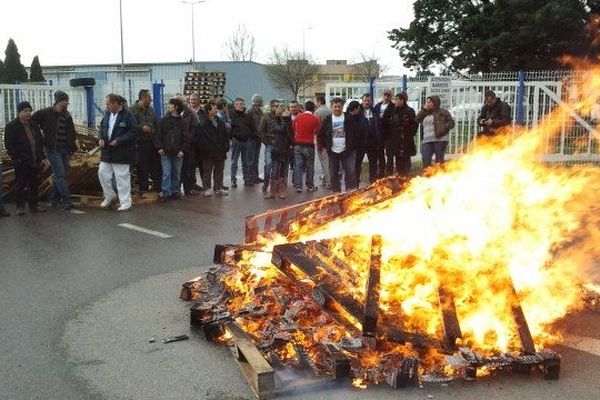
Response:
[160,155,183,197]
[230,138,252,183]
[263,144,273,184]
[45,147,71,205]
[203,158,225,190]
[421,141,449,168]
[293,144,315,189]
[329,150,357,193]
[355,147,382,184]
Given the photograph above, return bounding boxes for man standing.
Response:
[5,101,46,215]
[416,95,455,168]
[317,98,359,193]
[478,90,512,137]
[178,94,200,196]
[230,98,256,187]
[382,92,417,176]
[292,101,320,192]
[98,94,137,211]
[355,93,381,184]
[32,90,77,210]
[314,96,331,189]
[258,99,281,193]
[188,93,206,191]
[130,89,159,198]
[247,94,264,184]
[197,101,230,197]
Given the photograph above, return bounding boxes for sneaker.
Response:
[307,186,318,192]
[159,195,169,202]
[100,197,115,209]
[0,208,10,217]
[16,207,25,216]
[171,193,183,200]
[217,189,228,196]
[295,187,302,193]
[254,177,264,183]
[117,204,132,212]
[184,190,199,196]
[231,181,238,188]
[221,185,229,190]
[192,183,203,191]
[203,189,213,197]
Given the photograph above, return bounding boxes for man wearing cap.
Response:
[5,101,46,215]
[98,94,137,211]
[32,90,77,210]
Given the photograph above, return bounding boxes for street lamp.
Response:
[119,0,125,83]
[181,0,206,68]
[302,26,313,101]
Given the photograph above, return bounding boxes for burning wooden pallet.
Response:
[181,239,561,399]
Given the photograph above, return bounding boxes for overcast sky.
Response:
[0,0,415,76]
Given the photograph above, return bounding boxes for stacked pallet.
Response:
[183,71,226,105]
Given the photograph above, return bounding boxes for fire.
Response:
[191,62,600,387]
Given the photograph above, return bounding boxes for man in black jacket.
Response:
[230,98,256,187]
[32,90,77,210]
[5,101,46,215]
[97,94,137,211]
[130,89,159,198]
[196,101,230,197]
[478,90,512,137]
[382,92,417,176]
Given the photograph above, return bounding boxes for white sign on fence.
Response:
[428,77,452,109]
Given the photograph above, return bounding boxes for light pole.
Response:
[119,0,125,83]
[302,26,313,101]
[181,0,205,68]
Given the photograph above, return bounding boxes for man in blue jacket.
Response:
[97,94,137,211]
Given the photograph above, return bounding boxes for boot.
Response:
[264,179,277,199]
[277,178,287,199]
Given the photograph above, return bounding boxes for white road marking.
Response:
[118,223,173,239]
[562,334,600,357]
[69,209,86,214]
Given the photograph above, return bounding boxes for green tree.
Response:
[0,59,5,83]
[265,47,320,100]
[2,38,28,83]
[29,55,45,82]
[388,0,600,73]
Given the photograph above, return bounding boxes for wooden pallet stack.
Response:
[183,71,226,106]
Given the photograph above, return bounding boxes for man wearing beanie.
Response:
[32,90,77,210]
[5,101,46,215]
[247,94,264,184]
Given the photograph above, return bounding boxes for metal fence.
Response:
[325,71,600,165]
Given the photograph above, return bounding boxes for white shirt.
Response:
[108,112,119,140]
[331,114,346,153]
[421,114,437,143]
[379,102,390,118]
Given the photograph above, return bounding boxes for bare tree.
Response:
[265,47,320,100]
[224,25,256,61]
[352,54,387,80]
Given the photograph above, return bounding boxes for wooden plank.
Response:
[363,235,382,338]
[508,280,536,354]
[438,285,462,352]
[226,322,275,399]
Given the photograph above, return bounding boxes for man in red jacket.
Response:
[292,101,321,192]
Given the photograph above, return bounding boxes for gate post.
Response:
[152,80,165,119]
[516,70,526,125]
[84,86,95,129]
[369,77,376,99]
[402,74,408,93]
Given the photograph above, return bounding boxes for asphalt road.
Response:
[2,179,600,400]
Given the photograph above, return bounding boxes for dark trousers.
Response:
[137,141,162,193]
[14,164,40,208]
[355,147,381,184]
[202,158,225,190]
[251,137,261,180]
[195,148,205,188]
[181,142,197,192]
[329,150,357,193]
[385,147,412,177]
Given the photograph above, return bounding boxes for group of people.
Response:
[0,87,512,216]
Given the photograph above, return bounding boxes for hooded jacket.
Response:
[416,95,455,141]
